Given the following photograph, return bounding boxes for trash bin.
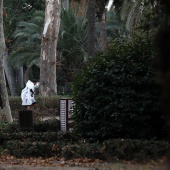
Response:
[19,110,33,131]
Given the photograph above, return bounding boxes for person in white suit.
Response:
[21,80,37,109]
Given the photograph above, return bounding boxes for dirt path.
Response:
[0,161,167,170]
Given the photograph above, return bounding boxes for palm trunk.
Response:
[99,13,107,51]
[87,0,96,58]
[16,66,24,90]
[24,66,32,84]
[62,0,69,10]
[79,0,87,17]
[3,49,18,96]
[40,0,61,96]
[0,0,13,123]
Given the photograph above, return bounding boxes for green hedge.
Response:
[0,122,168,162]
[5,140,61,157]
[9,96,60,119]
[102,139,169,162]
[0,119,60,133]
[0,131,78,144]
[3,138,168,162]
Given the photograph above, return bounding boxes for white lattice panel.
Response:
[60,100,66,132]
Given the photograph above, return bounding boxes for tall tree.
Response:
[0,0,13,122]
[62,0,69,10]
[96,0,109,51]
[7,11,44,84]
[4,0,45,95]
[3,48,18,95]
[87,0,96,58]
[40,0,61,96]
[57,7,88,94]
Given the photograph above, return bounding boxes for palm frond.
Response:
[8,10,43,68]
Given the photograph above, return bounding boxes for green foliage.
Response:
[9,96,60,118]
[72,33,166,140]
[1,119,60,134]
[102,139,169,162]
[34,119,60,132]
[61,141,103,160]
[57,7,89,95]
[0,120,168,161]
[4,0,45,22]
[5,140,59,157]
[3,137,168,162]
[4,0,45,55]
[7,11,44,68]
[104,9,125,40]
[0,131,78,145]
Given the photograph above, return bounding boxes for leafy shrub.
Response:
[1,122,19,133]
[3,138,168,162]
[0,131,78,145]
[61,141,103,160]
[9,96,60,120]
[102,139,169,162]
[72,34,167,140]
[5,140,61,157]
[0,132,58,144]
[1,119,60,134]
[34,119,60,132]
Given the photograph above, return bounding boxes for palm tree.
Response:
[101,8,125,41]
[59,7,88,63]
[57,7,89,94]
[115,0,155,34]
[7,11,44,83]
[96,0,110,51]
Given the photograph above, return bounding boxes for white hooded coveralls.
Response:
[21,80,36,106]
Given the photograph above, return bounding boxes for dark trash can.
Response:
[19,110,34,131]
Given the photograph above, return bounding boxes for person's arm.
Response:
[30,89,35,97]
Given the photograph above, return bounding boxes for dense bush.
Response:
[34,119,60,132]
[9,96,60,119]
[5,140,61,157]
[72,34,167,140]
[1,119,60,133]
[0,131,78,144]
[0,121,168,162]
[3,138,168,162]
[102,139,169,162]
[61,141,103,160]
[0,132,59,144]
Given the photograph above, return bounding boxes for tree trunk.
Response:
[3,49,18,96]
[99,13,107,51]
[40,0,61,96]
[0,0,13,123]
[87,0,96,58]
[16,66,24,90]
[24,66,32,84]
[62,0,69,10]
[79,0,87,17]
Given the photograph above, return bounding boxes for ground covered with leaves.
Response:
[0,154,167,170]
